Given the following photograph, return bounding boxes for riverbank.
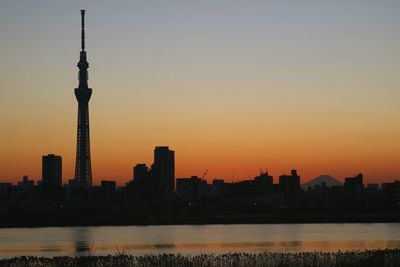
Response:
[1,250,399,267]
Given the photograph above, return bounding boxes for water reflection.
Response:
[0,224,399,258]
[153,244,176,249]
[41,246,61,253]
[73,227,93,256]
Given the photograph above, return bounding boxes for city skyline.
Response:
[1,1,400,184]
[0,148,388,187]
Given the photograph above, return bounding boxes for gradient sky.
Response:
[1,0,400,185]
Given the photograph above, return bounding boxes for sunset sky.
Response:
[1,0,400,185]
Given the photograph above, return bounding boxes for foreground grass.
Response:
[1,249,400,267]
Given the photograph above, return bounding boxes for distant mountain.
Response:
[302,175,342,189]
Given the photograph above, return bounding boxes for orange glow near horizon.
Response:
[1,116,399,186]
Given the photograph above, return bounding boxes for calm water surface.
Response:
[0,223,400,258]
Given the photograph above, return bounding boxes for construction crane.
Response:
[202,169,208,180]
[259,167,269,175]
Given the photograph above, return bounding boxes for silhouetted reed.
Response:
[1,249,400,267]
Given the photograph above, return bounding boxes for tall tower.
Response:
[74,10,93,190]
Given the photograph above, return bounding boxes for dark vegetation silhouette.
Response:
[1,249,400,267]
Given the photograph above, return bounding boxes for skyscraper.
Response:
[344,173,364,194]
[151,146,175,197]
[74,10,93,190]
[133,164,150,182]
[42,154,62,189]
[279,169,301,200]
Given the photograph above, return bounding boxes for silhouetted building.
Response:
[225,180,254,198]
[133,164,150,182]
[254,171,273,195]
[64,179,78,200]
[17,176,34,190]
[151,146,175,197]
[127,163,152,202]
[213,179,225,186]
[382,181,400,206]
[176,176,207,200]
[101,180,116,199]
[212,179,225,197]
[344,173,363,194]
[42,154,62,189]
[0,183,12,200]
[366,183,379,193]
[101,180,116,191]
[74,10,93,192]
[279,170,301,200]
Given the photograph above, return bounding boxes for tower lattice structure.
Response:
[74,10,93,190]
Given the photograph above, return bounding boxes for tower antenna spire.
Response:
[81,10,85,51]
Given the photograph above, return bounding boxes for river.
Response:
[0,223,399,258]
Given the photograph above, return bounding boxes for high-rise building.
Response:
[279,169,301,200]
[151,146,175,196]
[254,171,274,195]
[344,173,364,193]
[126,164,151,202]
[133,164,150,182]
[74,10,93,190]
[42,154,62,188]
